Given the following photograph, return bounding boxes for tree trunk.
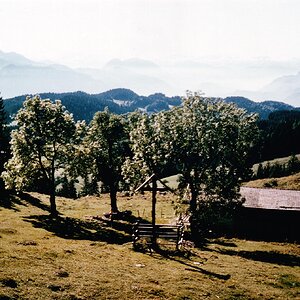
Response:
[189,181,197,214]
[151,177,157,247]
[188,176,199,243]
[109,184,118,213]
[49,167,58,217]
[49,188,57,216]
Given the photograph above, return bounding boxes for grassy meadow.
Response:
[0,192,300,299]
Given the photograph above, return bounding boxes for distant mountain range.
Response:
[0,50,108,97]
[234,72,300,107]
[4,89,298,123]
[1,50,300,107]
[0,50,170,97]
[223,97,297,119]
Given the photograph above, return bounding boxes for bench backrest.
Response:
[133,223,183,240]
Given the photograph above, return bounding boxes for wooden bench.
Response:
[132,222,184,250]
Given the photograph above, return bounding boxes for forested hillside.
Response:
[3,89,181,122]
[256,110,300,162]
[4,89,298,123]
[224,96,295,119]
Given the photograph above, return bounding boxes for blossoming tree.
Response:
[2,95,83,216]
[124,92,258,239]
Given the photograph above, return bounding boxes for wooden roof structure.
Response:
[134,173,176,193]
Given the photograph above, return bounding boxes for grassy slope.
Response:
[243,172,300,190]
[0,192,299,300]
[245,154,300,190]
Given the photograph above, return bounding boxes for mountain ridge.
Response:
[4,89,297,123]
[2,50,300,105]
[224,96,295,119]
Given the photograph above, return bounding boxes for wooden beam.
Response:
[134,173,155,193]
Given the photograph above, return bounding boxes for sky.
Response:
[1,0,300,105]
[1,0,300,68]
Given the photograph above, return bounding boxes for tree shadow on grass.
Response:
[23,214,131,245]
[210,239,238,248]
[19,192,51,212]
[215,248,300,267]
[152,247,231,280]
[0,191,26,211]
[181,264,231,280]
[196,239,300,267]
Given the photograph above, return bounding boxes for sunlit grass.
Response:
[243,172,300,190]
[0,192,299,299]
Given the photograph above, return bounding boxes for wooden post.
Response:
[151,176,157,247]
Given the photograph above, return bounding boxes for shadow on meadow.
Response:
[150,247,231,281]
[198,238,300,267]
[19,192,51,212]
[19,192,151,245]
[215,248,300,267]
[0,191,27,211]
[0,191,51,212]
[176,260,231,280]
[23,214,132,244]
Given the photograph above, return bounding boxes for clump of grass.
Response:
[0,228,17,234]
[17,240,38,246]
[263,179,278,188]
[273,274,300,289]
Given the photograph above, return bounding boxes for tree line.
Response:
[254,154,300,180]
[1,93,258,240]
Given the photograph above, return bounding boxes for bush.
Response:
[190,197,242,243]
[263,180,278,188]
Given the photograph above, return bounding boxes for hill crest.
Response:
[4,89,297,122]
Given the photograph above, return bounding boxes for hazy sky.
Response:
[1,0,300,68]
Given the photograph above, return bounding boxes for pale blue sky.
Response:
[1,0,300,67]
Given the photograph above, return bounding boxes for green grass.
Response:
[1,192,300,299]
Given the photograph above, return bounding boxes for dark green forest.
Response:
[256,110,300,162]
[4,90,298,122]
[3,89,182,122]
